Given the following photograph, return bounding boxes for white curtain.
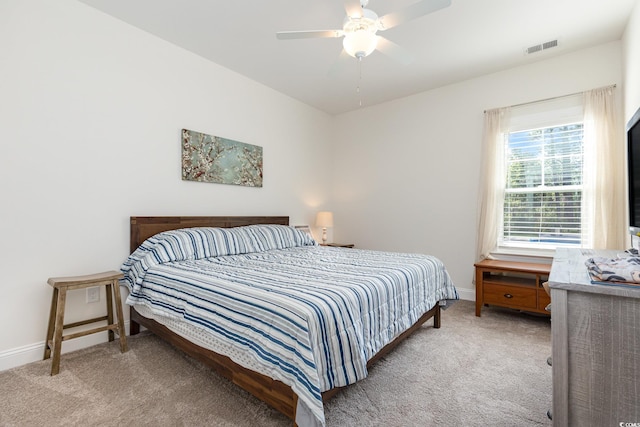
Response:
[476,108,509,261]
[583,86,627,249]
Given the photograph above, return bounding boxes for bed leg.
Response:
[434,305,441,329]
[129,307,140,335]
[130,320,140,335]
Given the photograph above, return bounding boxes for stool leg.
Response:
[106,283,115,342]
[50,287,67,376]
[111,280,128,353]
[43,287,59,360]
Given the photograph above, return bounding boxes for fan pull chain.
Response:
[356,56,363,107]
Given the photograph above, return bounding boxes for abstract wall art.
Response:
[181,128,263,187]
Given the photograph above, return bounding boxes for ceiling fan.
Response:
[276,0,452,65]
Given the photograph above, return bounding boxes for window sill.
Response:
[489,247,555,264]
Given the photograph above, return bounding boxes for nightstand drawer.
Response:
[483,283,537,309]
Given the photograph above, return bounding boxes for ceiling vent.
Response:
[525,39,559,55]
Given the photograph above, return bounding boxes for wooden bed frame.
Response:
[128,216,441,424]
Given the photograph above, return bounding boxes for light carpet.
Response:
[0,301,552,426]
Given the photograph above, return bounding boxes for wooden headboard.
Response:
[129,216,289,254]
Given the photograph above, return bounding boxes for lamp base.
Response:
[322,227,327,244]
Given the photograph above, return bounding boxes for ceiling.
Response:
[78,0,636,115]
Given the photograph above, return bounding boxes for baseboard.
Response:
[0,320,130,372]
[456,287,475,301]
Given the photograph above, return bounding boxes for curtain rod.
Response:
[483,84,617,113]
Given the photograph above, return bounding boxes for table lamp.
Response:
[315,211,334,244]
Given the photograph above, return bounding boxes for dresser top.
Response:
[549,248,640,298]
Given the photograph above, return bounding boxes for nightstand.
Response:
[474,259,550,316]
[320,243,355,248]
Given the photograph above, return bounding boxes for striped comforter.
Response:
[121,225,458,427]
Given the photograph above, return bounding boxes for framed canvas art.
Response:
[181,128,263,187]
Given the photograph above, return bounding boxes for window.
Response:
[501,122,584,248]
[477,86,625,261]
[497,93,586,251]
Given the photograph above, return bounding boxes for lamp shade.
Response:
[315,211,334,228]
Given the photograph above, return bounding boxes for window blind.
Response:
[501,122,584,247]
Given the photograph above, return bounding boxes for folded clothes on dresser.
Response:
[585,256,640,283]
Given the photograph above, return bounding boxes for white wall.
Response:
[623,0,640,122]
[332,42,623,301]
[0,0,333,369]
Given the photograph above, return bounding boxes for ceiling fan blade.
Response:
[276,30,343,40]
[378,0,451,30]
[344,0,363,18]
[375,36,414,65]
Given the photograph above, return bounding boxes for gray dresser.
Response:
[549,248,640,426]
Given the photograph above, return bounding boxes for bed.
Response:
[122,216,458,427]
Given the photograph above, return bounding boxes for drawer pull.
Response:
[504,293,513,298]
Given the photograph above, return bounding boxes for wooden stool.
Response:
[44,271,128,375]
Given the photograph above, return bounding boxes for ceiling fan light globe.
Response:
[343,31,377,58]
